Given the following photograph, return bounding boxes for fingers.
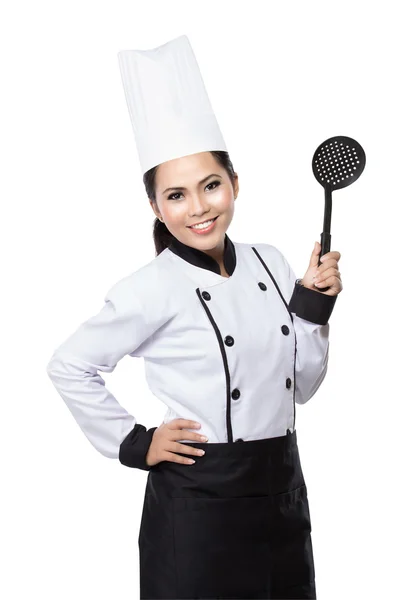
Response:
[161,419,207,465]
[318,258,339,271]
[167,429,208,463]
[170,440,206,458]
[170,419,201,430]
[314,266,340,284]
[314,274,339,288]
[168,419,206,442]
[163,451,198,465]
[314,272,343,294]
[313,257,343,293]
[320,250,341,263]
[160,440,205,465]
[169,428,208,442]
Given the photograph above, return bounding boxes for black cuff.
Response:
[119,423,157,470]
[288,281,337,325]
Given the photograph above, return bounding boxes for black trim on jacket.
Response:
[288,281,337,326]
[169,232,236,275]
[119,424,157,470]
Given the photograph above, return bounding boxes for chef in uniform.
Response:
[46,34,342,599]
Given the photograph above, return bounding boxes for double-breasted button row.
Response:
[258,284,292,341]
[201,293,235,346]
[200,282,294,444]
[282,325,292,388]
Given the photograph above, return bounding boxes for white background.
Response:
[1,1,399,598]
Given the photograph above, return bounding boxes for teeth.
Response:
[191,218,215,230]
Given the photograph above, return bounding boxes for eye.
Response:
[167,180,221,200]
[167,191,183,200]
[206,180,221,191]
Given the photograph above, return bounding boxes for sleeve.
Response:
[276,248,338,405]
[46,276,166,469]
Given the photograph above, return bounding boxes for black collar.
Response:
[168,233,236,276]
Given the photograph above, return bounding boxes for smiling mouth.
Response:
[187,216,219,228]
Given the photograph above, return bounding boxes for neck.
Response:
[201,239,225,267]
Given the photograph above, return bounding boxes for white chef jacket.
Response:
[46,234,337,470]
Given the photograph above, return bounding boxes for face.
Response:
[149,151,239,258]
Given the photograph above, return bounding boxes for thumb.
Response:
[310,241,321,269]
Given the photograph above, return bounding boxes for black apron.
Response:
[138,429,317,599]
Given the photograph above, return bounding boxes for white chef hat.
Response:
[117,34,227,175]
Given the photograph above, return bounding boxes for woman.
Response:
[47,35,342,599]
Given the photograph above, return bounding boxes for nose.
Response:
[187,193,210,217]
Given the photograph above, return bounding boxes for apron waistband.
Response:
[147,429,305,498]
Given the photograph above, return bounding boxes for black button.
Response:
[231,388,241,400]
[224,335,234,346]
[286,378,292,389]
[286,429,291,435]
[258,282,267,291]
[202,291,211,301]
[235,438,244,442]
[281,325,290,335]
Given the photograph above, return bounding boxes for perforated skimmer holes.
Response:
[314,140,361,185]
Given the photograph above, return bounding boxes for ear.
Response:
[233,173,239,199]
[149,199,162,220]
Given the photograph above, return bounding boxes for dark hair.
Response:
[143,151,237,256]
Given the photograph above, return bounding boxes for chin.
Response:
[186,227,225,245]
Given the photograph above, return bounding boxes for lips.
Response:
[188,216,218,228]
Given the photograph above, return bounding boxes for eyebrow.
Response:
[162,173,222,195]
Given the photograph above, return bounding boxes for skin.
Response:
[302,241,343,297]
[149,151,239,277]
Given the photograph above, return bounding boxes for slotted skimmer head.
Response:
[312,135,366,190]
[311,135,366,291]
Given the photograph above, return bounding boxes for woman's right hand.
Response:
[145,419,208,467]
